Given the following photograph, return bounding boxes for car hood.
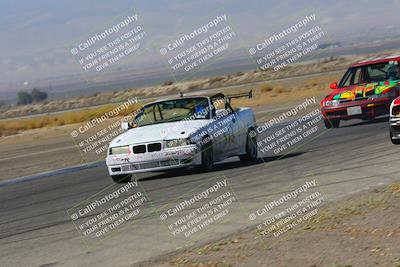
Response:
[325,80,399,102]
[109,120,210,147]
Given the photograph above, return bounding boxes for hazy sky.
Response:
[0,0,399,90]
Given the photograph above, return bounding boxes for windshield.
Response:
[339,61,400,88]
[134,97,210,127]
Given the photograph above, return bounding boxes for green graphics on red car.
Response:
[333,80,399,101]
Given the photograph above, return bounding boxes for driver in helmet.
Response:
[388,65,400,80]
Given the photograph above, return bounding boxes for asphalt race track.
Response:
[0,117,399,267]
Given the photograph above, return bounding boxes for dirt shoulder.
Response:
[142,183,400,267]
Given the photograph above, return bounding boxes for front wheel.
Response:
[200,137,214,172]
[323,119,340,129]
[111,174,132,183]
[239,129,258,162]
[390,130,400,144]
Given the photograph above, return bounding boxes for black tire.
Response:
[200,137,214,172]
[239,129,258,162]
[111,174,132,183]
[390,130,400,144]
[323,119,340,129]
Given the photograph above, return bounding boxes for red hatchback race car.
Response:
[320,56,400,128]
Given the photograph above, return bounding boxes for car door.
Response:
[212,106,241,159]
[230,108,249,154]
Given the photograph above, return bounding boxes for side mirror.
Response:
[329,82,338,89]
[121,122,130,131]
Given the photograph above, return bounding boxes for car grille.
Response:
[132,145,146,154]
[120,159,191,171]
[148,142,162,152]
[326,109,348,116]
[132,143,162,154]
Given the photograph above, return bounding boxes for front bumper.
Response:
[321,98,392,121]
[390,116,400,140]
[106,145,201,175]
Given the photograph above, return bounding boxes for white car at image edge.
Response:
[106,91,258,183]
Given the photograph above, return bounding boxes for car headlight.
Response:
[109,146,129,155]
[324,100,339,107]
[166,138,190,148]
[392,106,400,117]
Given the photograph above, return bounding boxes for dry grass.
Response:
[230,73,339,108]
[0,103,141,136]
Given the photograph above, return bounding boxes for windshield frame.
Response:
[134,97,211,127]
[339,61,400,88]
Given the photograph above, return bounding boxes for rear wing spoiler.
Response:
[225,90,253,104]
[210,90,253,110]
[210,90,253,104]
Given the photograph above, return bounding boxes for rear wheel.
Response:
[323,119,340,129]
[201,137,214,172]
[239,129,258,162]
[111,174,132,183]
[390,130,400,144]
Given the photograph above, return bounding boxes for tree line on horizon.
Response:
[17,88,48,105]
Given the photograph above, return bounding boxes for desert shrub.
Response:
[259,83,273,93]
[162,80,174,86]
[235,71,244,76]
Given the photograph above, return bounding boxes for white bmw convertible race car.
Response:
[106,91,257,183]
